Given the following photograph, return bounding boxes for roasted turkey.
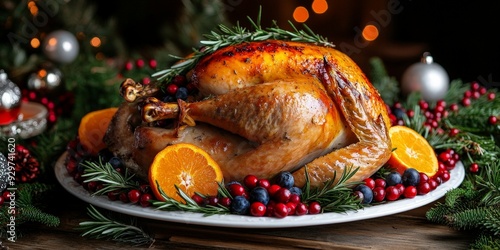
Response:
[104,40,392,187]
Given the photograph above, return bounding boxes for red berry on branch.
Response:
[487,92,496,100]
[461,98,471,107]
[149,59,157,69]
[136,59,145,68]
[469,163,479,173]
[449,103,459,112]
[449,128,460,137]
[124,61,133,71]
[488,116,498,125]
[471,82,480,91]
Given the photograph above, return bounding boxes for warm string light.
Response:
[28,1,38,16]
[312,0,328,14]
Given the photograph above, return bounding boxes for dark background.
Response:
[91,0,500,85]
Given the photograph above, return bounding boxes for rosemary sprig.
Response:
[81,158,140,196]
[78,205,154,246]
[151,181,230,216]
[301,166,363,213]
[151,6,334,84]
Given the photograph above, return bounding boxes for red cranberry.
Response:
[295,203,308,215]
[487,92,495,100]
[286,202,297,215]
[166,84,178,95]
[136,59,145,68]
[403,186,417,198]
[462,98,471,107]
[140,193,153,207]
[265,201,275,216]
[0,196,4,206]
[227,183,247,198]
[469,163,479,173]
[127,189,141,204]
[119,192,129,203]
[267,184,281,197]
[148,59,157,69]
[243,175,259,189]
[488,116,498,125]
[373,187,386,202]
[207,196,219,206]
[449,103,459,112]
[419,100,429,110]
[406,109,415,118]
[250,202,266,217]
[439,151,451,162]
[449,128,460,137]
[363,178,376,190]
[191,194,206,206]
[419,173,430,184]
[440,170,451,182]
[428,179,439,190]
[308,201,321,214]
[471,82,480,91]
[374,178,386,188]
[395,183,405,194]
[274,188,291,203]
[385,186,400,201]
[464,90,472,98]
[257,179,271,189]
[274,203,289,218]
[219,197,231,207]
[417,182,432,195]
[87,181,98,192]
[289,193,301,204]
[124,61,133,71]
[107,191,119,201]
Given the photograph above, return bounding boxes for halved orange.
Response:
[78,107,118,155]
[387,125,439,177]
[148,143,223,202]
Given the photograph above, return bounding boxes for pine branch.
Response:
[81,158,140,196]
[17,204,60,227]
[475,161,500,206]
[470,234,500,250]
[152,6,334,84]
[78,205,154,246]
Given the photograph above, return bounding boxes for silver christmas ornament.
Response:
[0,153,8,193]
[42,30,80,63]
[0,70,22,125]
[401,52,449,102]
[27,65,63,92]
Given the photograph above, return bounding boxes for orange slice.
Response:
[78,107,118,155]
[148,143,223,202]
[387,125,439,177]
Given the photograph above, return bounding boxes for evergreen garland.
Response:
[370,58,500,248]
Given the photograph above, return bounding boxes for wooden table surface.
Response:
[5,188,473,250]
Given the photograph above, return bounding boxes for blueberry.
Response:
[162,95,175,103]
[108,156,124,169]
[289,186,302,196]
[175,87,189,100]
[385,171,402,186]
[98,148,113,162]
[354,184,373,204]
[230,196,250,215]
[402,168,420,187]
[274,171,294,189]
[249,187,270,205]
[392,108,406,120]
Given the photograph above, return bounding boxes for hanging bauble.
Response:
[27,64,63,93]
[0,70,22,125]
[401,52,449,102]
[42,30,80,64]
[0,153,8,193]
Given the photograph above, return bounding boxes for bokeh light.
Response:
[312,0,328,14]
[90,37,102,47]
[293,6,309,23]
[30,38,40,48]
[362,24,379,41]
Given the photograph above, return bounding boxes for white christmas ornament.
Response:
[42,30,80,63]
[401,52,449,102]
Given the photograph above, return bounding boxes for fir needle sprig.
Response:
[301,166,363,213]
[81,158,140,196]
[151,6,334,84]
[78,205,154,246]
